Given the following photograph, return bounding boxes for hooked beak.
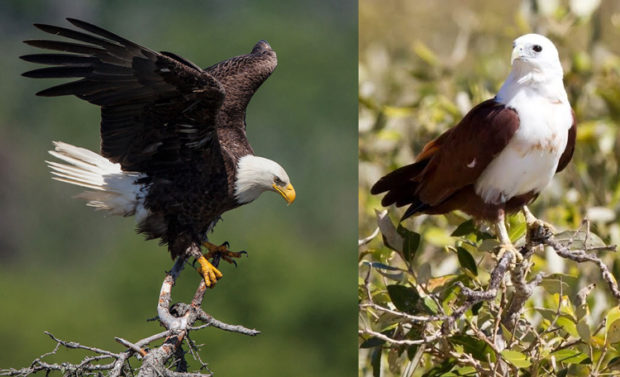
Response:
[511,45,524,65]
[273,183,296,205]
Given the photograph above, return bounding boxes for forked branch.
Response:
[1,245,259,377]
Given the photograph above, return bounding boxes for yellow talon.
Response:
[196,255,223,287]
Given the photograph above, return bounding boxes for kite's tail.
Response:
[46,141,147,220]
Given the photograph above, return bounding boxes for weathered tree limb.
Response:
[1,245,259,377]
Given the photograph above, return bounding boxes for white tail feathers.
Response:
[47,141,147,217]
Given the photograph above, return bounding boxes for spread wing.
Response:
[21,18,225,174]
[372,99,520,215]
[205,40,277,128]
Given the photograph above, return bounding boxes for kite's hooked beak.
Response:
[273,182,296,205]
[511,45,524,65]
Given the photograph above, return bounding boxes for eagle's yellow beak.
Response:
[273,183,296,205]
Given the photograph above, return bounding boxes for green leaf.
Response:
[421,359,455,377]
[457,247,478,276]
[501,349,531,368]
[575,283,594,320]
[472,301,483,315]
[607,356,620,370]
[607,318,620,345]
[478,239,499,252]
[450,335,496,362]
[387,285,420,314]
[453,366,477,375]
[397,224,420,262]
[540,274,577,295]
[451,219,476,237]
[422,296,439,315]
[556,316,579,338]
[406,345,418,360]
[376,210,403,252]
[606,306,620,344]
[552,349,588,364]
[417,262,432,286]
[577,319,591,342]
[554,229,607,249]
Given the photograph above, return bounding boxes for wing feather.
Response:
[556,110,576,173]
[372,99,520,217]
[416,100,520,206]
[206,40,277,127]
[22,18,225,173]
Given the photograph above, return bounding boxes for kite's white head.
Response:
[498,34,567,103]
[510,34,563,78]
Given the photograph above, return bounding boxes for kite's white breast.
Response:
[475,90,572,205]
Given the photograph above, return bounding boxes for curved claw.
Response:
[222,241,230,248]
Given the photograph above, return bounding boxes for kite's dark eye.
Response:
[274,177,284,186]
[533,44,542,52]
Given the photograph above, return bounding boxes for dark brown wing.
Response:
[21,18,225,173]
[416,100,519,205]
[205,40,277,128]
[372,99,520,218]
[556,110,577,173]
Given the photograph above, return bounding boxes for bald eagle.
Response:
[372,34,575,256]
[22,18,296,286]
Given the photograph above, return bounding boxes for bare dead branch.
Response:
[2,245,259,377]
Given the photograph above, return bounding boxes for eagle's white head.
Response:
[234,155,295,205]
[498,33,567,103]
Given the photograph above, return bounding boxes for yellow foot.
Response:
[496,243,523,264]
[202,241,247,267]
[196,255,223,287]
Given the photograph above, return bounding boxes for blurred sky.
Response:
[0,1,357,376]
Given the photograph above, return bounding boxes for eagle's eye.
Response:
[533,44,542,53]
[274,177,285,186]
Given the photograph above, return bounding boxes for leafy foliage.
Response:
[359,1,620,376]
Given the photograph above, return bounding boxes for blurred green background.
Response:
[0,1,357,375]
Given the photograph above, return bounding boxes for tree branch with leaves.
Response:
[359,210,620,376]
